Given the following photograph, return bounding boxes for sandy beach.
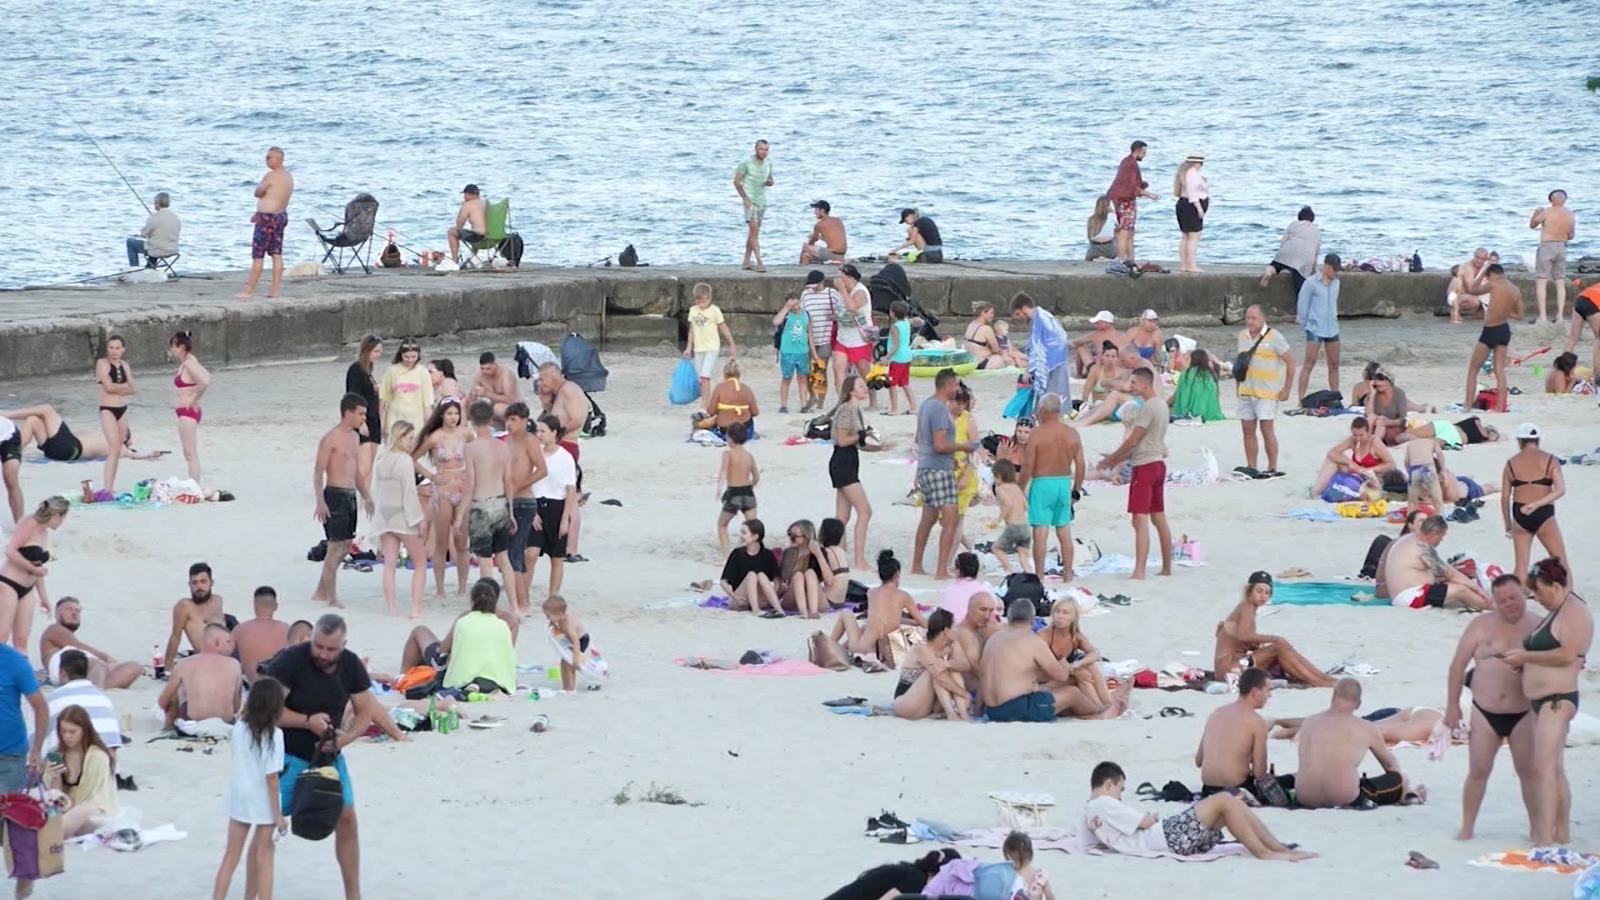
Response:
[3,312,1596,900]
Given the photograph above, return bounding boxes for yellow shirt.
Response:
[68,746,118,816]
[380,363,435,434]
[687,304,726,353]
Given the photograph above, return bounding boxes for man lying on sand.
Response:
[1082,761,1315,861]
[1213,572,1335,688]
[1292,678,1426,809]
[39,597,141,689]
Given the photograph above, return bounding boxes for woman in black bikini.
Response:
[817,518,852,610]
[1500,423,1566,584]
[889,608,969,721]
[0,496,67,650]
[1500,558,1592,847]
[828,375,885,570]
[95,333,137,493]
[962,302,1006,369]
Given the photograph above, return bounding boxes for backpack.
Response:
[379,241,402,268]
[288,752,345,841]
[618,244,638,267]
[1301,389,1342,410]
[583,392,607,438]
[999,572,1046,613]
[395,665,443,700]
[804,412,833,441]
[497,233,525,267]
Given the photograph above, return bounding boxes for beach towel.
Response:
[1271,582,1392,606]
[1068,553,1205,577]
[675,657,828,676]
[958,826,1248,862]
[1001,384,1035,420]
[1273,507,1352,523]
[1169,369,1224,421]
[1468,848,1599,876]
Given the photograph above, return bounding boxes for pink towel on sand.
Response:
[674,656,829,676]
[960,826,1249,862]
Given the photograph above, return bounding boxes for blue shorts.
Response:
[1459,476,1484,500]
[1026,475,1074,527]
[280,753,352,811]
[779,353,808,379]
[0,755,26,792]
[986,690,1056,723]
[1304,330,1340,343]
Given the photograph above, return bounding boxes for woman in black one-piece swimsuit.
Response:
[95,334,137,493]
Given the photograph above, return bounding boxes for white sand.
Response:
[6,315,1596,899]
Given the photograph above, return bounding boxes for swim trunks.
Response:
[1407,463,1437,489]
[1113,198,1137,234]
[1161,806,1225,855]
[280,752,353,810]
[250,211,289,259]
[887,362,910,387]
[985,690,1055,723]
[996,522,1032,554]
[454,228,485,244]
[509,497,538,573]
[744,204,766,225]
[780,353,809,380]
[321,487,358,542]
[1577,296,1600,321]
[1396,582,1449,610]
[833,341,872,365]
[1026,475,1074,527]
[1477,322,1511,350]
[1535,241,1567,280]
[468,495,511,557]
[39,422,83,462]
[721,485,757,515]
[1127,460,1166,514]
[915,468,958,508]
[0,432,19,465]
[1458,476,1483,501]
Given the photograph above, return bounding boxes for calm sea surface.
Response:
[3,0,1594,289]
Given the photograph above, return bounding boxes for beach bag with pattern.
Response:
[1,778,62,881]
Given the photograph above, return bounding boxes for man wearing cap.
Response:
[1011,293,1072,408]
[800,200,847,265]
[1296,253,1343,403]
[447,184,487,264]
[1107,140,1158,265]
[890,208,943,264]
[734,140,774,272]
[799,270,840,412]
[1071,311,1125,377]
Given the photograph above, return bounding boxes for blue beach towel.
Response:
[1001,384,1034,420]
[1271,581,1392,606]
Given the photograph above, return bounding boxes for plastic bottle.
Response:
[530,714,550,733]
[151,645,164,680]
[527,689,540,701]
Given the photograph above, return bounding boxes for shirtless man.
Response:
[1213,571,1335,687]
[158,624,243,728]
[979,598,1075,722]
[949,591,1000,698]
[462,398,517,592]
[1196,667,1275,798]
[1450,248,1492,323]
[1461,263,1523,413]
[0,403,157,464]
[799,200,847,265]
[536,363,589,563]
[1294,678,1424,809]
[236,146,294,300]
[1445,572,1540,839]
[1529,190,1575,325]
[447,183,488,264]
[1070,311,1126,377]
[232,586,289,683]
[1018,394,1085,579]
[38,597,140,689]
[162,562,230,672]
[504,403,548,616]
[1383,515,1489,611]
[469,351,521,421]
[312,394,375,608]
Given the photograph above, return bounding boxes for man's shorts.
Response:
[693,350,720,379]
[809,243,843,263]
[1305,331,1340,344]
[1127,461,1166,514]
[281,752,353,811]
[454,227,485,244]
[1113,198,1137,234]
[887,362,911,387]
[780,353,809,379]
[721,485,757,515]
[1535,241,1567,279]
[744,204,766,225]
[0,755,26,793]
[250,211,288,259]
[1026,475,1074,527]
[1236,395,1279,421]
[468,497,511,557]
[322,487,358,542]
[1478,323,1512,349]
[996,522,1033,553]
[916,468,958,508]
[986,690,1056,723]
[1577,296,1600,321]
[1397,582,1449,609]
[509,498,538,572]
[0,433,19,465]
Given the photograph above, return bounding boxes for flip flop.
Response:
[760,610,785,619]
[822,697,869,707]
[467,715,507,729]
[688,580,713,592]
[1406,851,1439,869]
[1159,706,1193,718]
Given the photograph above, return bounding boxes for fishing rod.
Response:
[50,97,151,215]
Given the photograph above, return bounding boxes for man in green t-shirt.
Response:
[733,139,775,272]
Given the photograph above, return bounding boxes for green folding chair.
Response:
[462,199,509,268]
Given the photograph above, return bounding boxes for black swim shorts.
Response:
[1577,296,1599,321]
[322,487,358,543]
[509,498,538,573]
[39,423,82,462]
[0,433,18,465]
[1477,322,1512,349]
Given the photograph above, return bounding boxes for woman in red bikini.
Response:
[1311,416,1394,499]
[169,331,210,486]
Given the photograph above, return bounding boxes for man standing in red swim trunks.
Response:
[1107,140,1158,267]
[236,146,295,300]
[1096,369,1173,580]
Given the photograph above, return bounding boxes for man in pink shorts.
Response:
[236,146,295,300]
[1096,369,1173,580]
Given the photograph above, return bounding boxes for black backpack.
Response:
[583,392,607,438]
[804,413,833,441]
[618,244,638,267]
[1000,572,1047,614]
[289,749,346,841]
[497,233,525,267]
[1301,389,1343,410]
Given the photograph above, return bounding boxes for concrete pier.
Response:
[1,259,1567,380]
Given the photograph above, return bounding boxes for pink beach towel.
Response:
[673,656,829,676]
[959,826,1249,862]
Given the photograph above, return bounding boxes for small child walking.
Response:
[544,594,591,691]
[772,291,810,413]
[991,460,1033,573]
[885,301,917,414]
[715,421,760,553]
[211,679,287,900]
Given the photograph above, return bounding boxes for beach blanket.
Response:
[959,826,1248,862]
[1271,582,1392,607]
[1468,847,1599,875]
[675,656,828,676]
[1273,507,1357,523]
[1065,553,1205,578]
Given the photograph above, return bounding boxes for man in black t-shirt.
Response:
[890,207,944,263]
[265,613,396,897]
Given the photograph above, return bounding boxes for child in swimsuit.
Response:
[714,423,759,555]
[991,460,1032,574]
[543,594,591,692]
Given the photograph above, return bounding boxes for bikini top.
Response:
[1509,456,1555,488]
[963,323,990,349]
[435,438,465,463]
[19,546,49,565]
[1353,452,1383,469]
[715,380,750,415]
[107,363,127,385]
[174,366,197,389]
[824,548,848,576]
[1525,602,1565,652]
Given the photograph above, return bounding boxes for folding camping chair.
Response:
[306,193,380,274]
[146,252,180,279]
[461,199,509,269]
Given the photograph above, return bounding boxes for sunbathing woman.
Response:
[777,519,829,618]
[0,497,67,650]
[1213,572,1336,688]
[720,519,783,617]
[963,302,1007,369]
[95,334,137,493]
[891,609,971,721]
[169,330,210,486]
[829,549,925,655]
[1436,457,1497,505]
[817,518,852,610]
[1501,424,1567,587]
[1312,416,1394,498]
[1395,414,1500,448]
[413,399,472,600]
[1270,706,1443,744]
[1040,599,1112,714]
[0,404,157,466]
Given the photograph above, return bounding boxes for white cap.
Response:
[1513,422,1541,440]
[1089,310,1115,324]
[1141,309,1159,320]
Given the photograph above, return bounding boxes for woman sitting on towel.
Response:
[828,549,926,656]
[1040,599,1111,714]
[1312,416,1395,499]
[698,360,759,437]
[890,609,970,721]
[777,519,830,619]
[45,705,117,837]
[1213,572,1336,688]
[720,519,783,618]
[1169,349,1224,421]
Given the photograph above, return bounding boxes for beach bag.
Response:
[1301,389,1342,410]
[496,233,524,267]
[1,778,62,881]
[804,413,833,442]
[1253,771,1292,808]
[289,752,345,841]
[1473,388,1499,411]
[1001,384,1034,420]
[582,393,607,438]
[806,631,850,671]
[1321,472,1366,503]
[1233,329,1269,382]
[998,572,1045,611]
[668,359,700,405]
[379,241,402,268]
[844,579,868,608]
[395,665,443,700]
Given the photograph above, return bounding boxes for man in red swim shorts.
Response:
[1096,369,1173,580]
[1106,140,1158,265]
[236,146,296,300]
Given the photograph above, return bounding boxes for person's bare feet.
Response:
[233,291,253,300]
[909,566,930,576]
[1191,266,1205,273]
[1454,827,1474,840]
[1129,572,1147,581]
[933,572,951,581]
[1159,568,1172,576]
[852,559,869,571]
[1262,851,1298,862]
[1292,850,1319,861]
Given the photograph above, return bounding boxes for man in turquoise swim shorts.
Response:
[1020,394,1086,579]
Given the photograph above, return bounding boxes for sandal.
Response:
[1159,706,1193,718]
[760,610,785,619]
[1135,781,1160,799]
[1406,851,1439,869]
